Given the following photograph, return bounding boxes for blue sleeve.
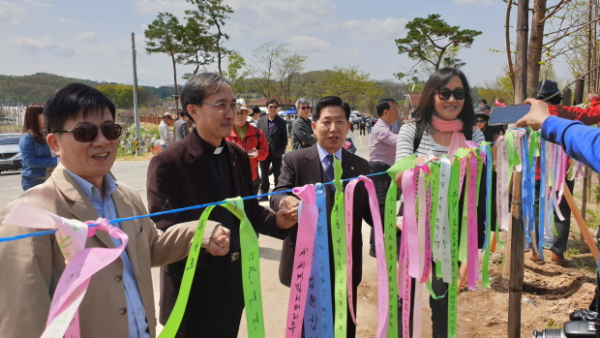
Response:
[19,134,58,169]
[541,116,600,173]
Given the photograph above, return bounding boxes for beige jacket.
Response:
[0,165,196,338]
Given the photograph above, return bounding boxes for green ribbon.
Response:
[158,206,214,338]
[159,198,264,338]
[385,155,416,338]
[447,158,461,338]
[331,157,348,338]
[223,197,265,338]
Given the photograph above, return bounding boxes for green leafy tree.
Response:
[323,66,383,108]
[222,51,248,92]
[144,12,186,111]
[186,0,234,75]
[395,14,482,75]
[180,11,215,77]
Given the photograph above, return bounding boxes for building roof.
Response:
[246,97,295,107]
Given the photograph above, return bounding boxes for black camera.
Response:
[532,310,599,338]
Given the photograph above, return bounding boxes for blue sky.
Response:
[1,0,535,89]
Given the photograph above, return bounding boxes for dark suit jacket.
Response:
[257,114,288,155]
[291,116,316,150]
[146,129,288,335]
[270,145,373,290]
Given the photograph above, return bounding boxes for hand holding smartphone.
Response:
[488,104,531,126]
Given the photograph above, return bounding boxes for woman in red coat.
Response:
[227,99,269,194]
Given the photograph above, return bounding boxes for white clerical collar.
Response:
[214,146,224,154]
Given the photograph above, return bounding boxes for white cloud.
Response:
[133,0,194,16]
[288,36,330,51]
[454,0,493,5]
[0,1,27,24]
[342,18,407,41]
[22,0,54,8]
[225,0,337,37]
[59,17,71,25]
[9,36,74,57]
[72,32,96,41]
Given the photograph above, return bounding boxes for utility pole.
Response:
[132,33,141,156]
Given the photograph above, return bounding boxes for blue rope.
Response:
[0,171,389,243]
[0,131,523,244]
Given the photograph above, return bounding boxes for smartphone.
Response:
[488,104,531,126]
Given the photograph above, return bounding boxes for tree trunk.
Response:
[526,0,547,99]
[506,0,516,90]
[514,0,530,104]
[171,54,179,112]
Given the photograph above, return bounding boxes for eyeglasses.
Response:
[436,88,466,101]
[267,105,278,109]
[203,102,238,112]
[300,106,312,110]
[236,111,249,116]
[55,124,122,142]
[475,119,486,123]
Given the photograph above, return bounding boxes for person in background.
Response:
[159,112,174,149]
[495,97,506,107]
[395,67,486,338]
[359,116,366,135]
[529,80,573,265]
[291,98,316,150]
[249,106,261,127]
[478,99,488,109]
[368,98,399,257]
[19,103,59,191]
[173,110,190,142]
[227,99,269,194]
[475,105,503,142]
[256,99,287,199]
[366,118,372,134]
[271,96,373,338]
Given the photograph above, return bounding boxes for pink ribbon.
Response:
[344,176,389,337]
[467,153,479,290]
[3,202,128,338]
[285,184,318,338]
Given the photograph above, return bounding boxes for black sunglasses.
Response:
[437,88,466,101]
[300,106,312,110]
[55,124,122,142]
[475,119,487,123]
[268,105,278,109]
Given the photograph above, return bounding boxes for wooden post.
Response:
[508,170,524,338]
[564,184,599,262]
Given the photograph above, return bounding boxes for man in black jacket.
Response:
[256,99,288,198]
[291,98,316,150]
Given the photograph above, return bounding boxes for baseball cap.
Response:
[480,104,491,111]
[163,112,173,119]
[236,99,252,113]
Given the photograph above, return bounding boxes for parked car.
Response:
[0,133,23,173]
[349,111,363,129]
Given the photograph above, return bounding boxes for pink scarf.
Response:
[431,115,464,133]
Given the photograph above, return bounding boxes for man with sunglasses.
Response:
[291,98,316,150]
[256,99,288,200]
[0,83,231,338]
[146,73,296,337]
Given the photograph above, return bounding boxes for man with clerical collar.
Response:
[270,96,374,338]
[291,97,316,150]
[146,73,296,337]
[0,83,229,338]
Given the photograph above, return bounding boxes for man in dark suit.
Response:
[146,73,296,338]
[271,96,373,338]
[256,99,288,198]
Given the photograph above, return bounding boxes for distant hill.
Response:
[0,73,175,105]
